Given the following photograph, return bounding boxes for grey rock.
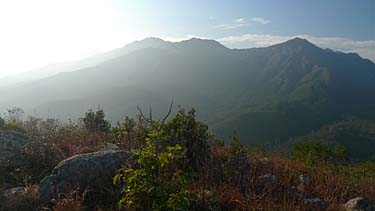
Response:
[344,197,375,211]
[0,129,29,188]
[259,157,270,165]
[38,150,132,203]
[0,130,28,162]
[0,129,28,161]
[2,187,26,199]
[0,117,4,128]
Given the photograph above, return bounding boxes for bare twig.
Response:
[136,106,146,120]
[136,100,174,131]
[136,105,158,131]
[149,106,153,123]
[161,100,174,129]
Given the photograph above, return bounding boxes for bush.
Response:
[114,135,191,211]
[228,132,246,156]
[82,109,111,133]
[163,108,211,171]
[3,121,26,133]
[292,141,348,165]
[110,116,149,150]
[3,107,24,128]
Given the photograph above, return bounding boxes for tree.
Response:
[82,109,111,133]
[229,131,246,156]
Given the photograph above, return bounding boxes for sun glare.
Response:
[0,0,131,77]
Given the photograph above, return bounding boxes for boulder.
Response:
[1,187,25,199]
[0,117,4,128]
[0,129,28,161]
[0,129,29,189]
[38,150,132,203]
[344,197,375,211]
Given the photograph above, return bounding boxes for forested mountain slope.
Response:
[1,37,374,159]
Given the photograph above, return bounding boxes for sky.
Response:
[0,0,374,78]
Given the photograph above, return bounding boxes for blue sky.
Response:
[0,0,374,77]
[114,0,374,40]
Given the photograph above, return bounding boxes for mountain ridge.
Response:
[1,37,374,160]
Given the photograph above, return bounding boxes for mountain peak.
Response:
[122,37,170,51]
[178,38,227,49]
[269,37,321,54]
[133,37,169,46]
[289,37,308,42]
[140,37,166,43]
[283,37,317,48]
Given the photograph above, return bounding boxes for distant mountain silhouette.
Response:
[0,37,172,89]
[1,37,374,160]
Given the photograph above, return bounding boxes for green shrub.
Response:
[339,162,375,179]
[114,135,191,211]
[110,116,148,149]
[228,132,246,156]
[163,108,211,171]
[3,121,26,133]
[82,109,111,133]
[3,107,24,126]
[292,141,348,165]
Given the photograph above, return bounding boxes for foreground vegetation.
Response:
[0,107,374,211]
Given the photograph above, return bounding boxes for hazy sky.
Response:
[0,0,374,77]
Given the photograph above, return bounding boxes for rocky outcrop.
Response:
[344,197,375,211]
[0,129,28,161]
[0,129,29,189]
[1,187,25,199]
[38,150,132,203]
[0,117,4,128]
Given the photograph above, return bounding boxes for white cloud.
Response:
[214,17,271,30]
[214,18,248,30]
[250,17,271,24]
[218,34,375,62]
[219,34,292,46]
[234,18,246,24]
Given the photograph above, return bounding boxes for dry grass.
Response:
[1,117,374,210]
[190,146,375,211]
[51,191,84,211]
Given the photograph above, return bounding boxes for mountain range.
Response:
[1,37,374,161]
